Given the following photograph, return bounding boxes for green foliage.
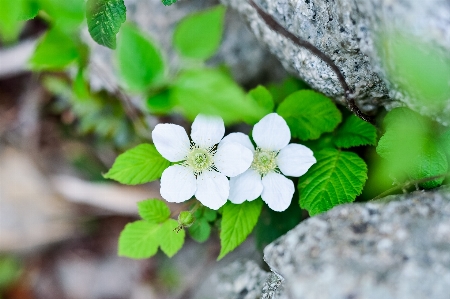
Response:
[173,6,226,60]
[277,90,342,140]
[298,149,368,216]
[116,23,165,92]
[267,77,308,104]
[159,219,186,257]
[138,199,171,223]
[0,256,22,290]
[218,200,263,260]
[171,69,266,124]
[38,0,85,31]
[188,219,211,243]
[333,114,377,148]
[86,0,126,49]
[248,85,274,113]
[146,90,174,114]
[104,143,170,185]
[29,28,80,70]
[0,0,25,42]
[162,0,177,6]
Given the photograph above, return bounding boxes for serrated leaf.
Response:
[138,199,170,223]
[411,143,448,189]
[116,23,165,91]
[333,114,377,148]
[159,219,185,257]
[173,6,225,60]
[248,85,274,113]
[298,149,367,216]
[218,200,263,260]
[171,69,266,124]
[118,220,160,259]
[29,28,79,70]
[86,0,126,49]
[188,219,211,243]
[277,90,342,140]
[162,0,177,6]
[104,143,170,185]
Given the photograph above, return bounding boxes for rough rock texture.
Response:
[87,0,287,92]
[221,0,450,124]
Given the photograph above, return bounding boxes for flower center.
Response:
[251,148,278,176]
[185,147,214,175]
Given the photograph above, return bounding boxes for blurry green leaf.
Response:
[118,220,160,259]
[277,90,342,140]
[248,85,274,113]
[19,0,40,20]
[146,90,174,114]
[202,208,217,222]
[86,0,126,49]
[138,199,171,223]
[298,149,368,216]
[218,199,263,260]
[29,28,79,70]
[171,69,266,124]
[159,219,185,257]
[411,143,448,189]
[267,77,308,104]
[0,256,21,289]
[333,114,377,148]
[162,0,177,6]
[0,0,25,42]
[188,219,211,243]
[116,24,165,91]
[104,143,170,185]
[173,6,225,60]
[439,129,450,158]
[38,0,85,31]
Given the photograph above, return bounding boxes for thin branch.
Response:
[248,0,374,124]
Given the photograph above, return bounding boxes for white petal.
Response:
[195,170,229,210]
[160,165,196,203]
[261,172,295,212]
[214,142,253,177]
[191,114,225,148]
[152,124,190,162]
[277,144,317,177]
[253,113,291,151]
[219,132,255,153]
[229,169,263,204]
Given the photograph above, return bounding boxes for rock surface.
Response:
[221,0,450,124]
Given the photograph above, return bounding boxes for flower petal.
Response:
[152,124,190,162]
[160,165,196,203]
[195,170,229,210]
[191,114,225,148]
[261,172,295,212]
[214,142,253,177]
[219,132,255,152]
[229,169,263,204]
[253,113,291,151]
[277,143,317,177]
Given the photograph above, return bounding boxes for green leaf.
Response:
[38,0,85,31]
[158,219,185,257]
[0,0,25,42]
[202,208,217,222]
[298,149,368,216]
[19,1,40,20]
[411,143,448,189]
[146,90,174,114]
[138,199,171,223]
[267,77,309,104]
[439,129,450,158]
[277,90,342,140]
[116,23,165,91]
[104,143,170,185]
[0,256,22,289]
[162,0,177,6]
[29,28,80,70]
[333,114,377,148]
[173,6,225,60]
[248,85,274,113]
[86,0,126,49]
[171,69,266,124]
[188,219,211,243]
[118,220,160,259]
[218,200,263,260]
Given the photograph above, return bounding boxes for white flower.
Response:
[152,114,253,210]
[227,113,316,212]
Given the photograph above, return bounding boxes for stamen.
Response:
[251,148,278,176]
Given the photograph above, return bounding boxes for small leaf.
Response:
[277,90,342,140]
[116,23,165,91]
[333,114,377,148]
[188,219,211,243]
[162,0,177,6]
[218,200,263,260]
[104,143,170,185]
[411,143,448,189]
[298,149,368,216]
[86,0,126,49]
[159,219,185,257]
[138,199,170,223]
[248,85,274,113]
[202,208,217,222]
[29,28,79,70]
[173,6,225,60]
[118,220,160,259]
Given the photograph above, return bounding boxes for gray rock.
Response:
[221,0,450,124]
[264,187,450,299]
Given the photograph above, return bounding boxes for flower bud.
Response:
[178,211,195,228]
